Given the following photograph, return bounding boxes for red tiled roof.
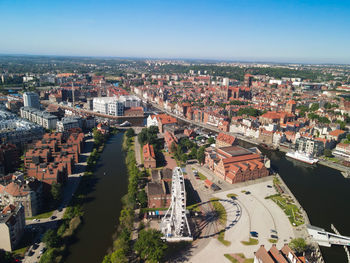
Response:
[217,133,236,145]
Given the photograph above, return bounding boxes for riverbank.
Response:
[38,130,115,263]
[274,174,325,262]
[277,145,349,173]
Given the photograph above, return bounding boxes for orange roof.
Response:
[328,129,346,137]
[217,133,236,145]
[156,114,177,125]
[287,99,296,105]
[143,143,155,159]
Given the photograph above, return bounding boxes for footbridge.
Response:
[307,224,350,247]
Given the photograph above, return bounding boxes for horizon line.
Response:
[0,53,349,66]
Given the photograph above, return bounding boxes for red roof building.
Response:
[143,143,156,168]
[216,133,237,148]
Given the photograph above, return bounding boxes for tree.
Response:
[137,190,148,208]
[289,238,307,254]
[93,128,105,146]
[189,147,197,159]
[310,103,319,112]
[170,142,177,153]
[134,229,168,262]
[148,126,159,135]
[207,137,215,145]
[51,183,62,203]
[324,149,333,157]
[138,129,148,145]
[125,128,135,138]
[42,229,60,248]
[0,249,14,263]
[197,146,206,164]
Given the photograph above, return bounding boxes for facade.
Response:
[93,96,139,116]
[23,92,40,109]
[0,179,42,217]
[0,204,25,251]
[205,146,269,184]
[20,107,58,130]
[295,137,324,156]
[0,144,20,175]
[147,115,158,128]
[143,143,156,168]
[56,117,81,132]
[285,100,296,114]
[119,95,141,108]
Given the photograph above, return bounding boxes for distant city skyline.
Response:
[1,0,349,64]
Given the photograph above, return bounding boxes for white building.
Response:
[20,107,58,130]
[147,115,159,128]
[0,205,25,251]
[56,116,81,132]
[119,95,141,108]
[23,92,40,109]
[93,97,125,116]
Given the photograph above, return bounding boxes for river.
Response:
[64,130,349,263]
[65,132,128,263]
[240,140,350,263]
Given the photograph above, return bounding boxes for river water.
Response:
[64,130,349,263]
[246,142,350,263]
[65,133,128,263]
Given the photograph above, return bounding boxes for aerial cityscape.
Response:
[0,1,350,263]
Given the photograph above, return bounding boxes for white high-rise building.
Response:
[23,92,40,109]
[93,97,125,116]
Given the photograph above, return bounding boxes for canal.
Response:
[65,132,128,263]
[240,140,350,263]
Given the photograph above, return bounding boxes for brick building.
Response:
[143,143,156,168]
[205,146,269,184]
[216,133,237,148]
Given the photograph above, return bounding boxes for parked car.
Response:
[39,247,46,255]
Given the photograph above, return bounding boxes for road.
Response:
[22,136,94,263]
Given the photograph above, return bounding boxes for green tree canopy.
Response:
[125,128,135,138]
[310,103,319,112]
[289,238,307,254]
[134,229,168,262]
[197,146,206,164]
[42,229,60,248]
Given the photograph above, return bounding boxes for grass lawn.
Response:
[210,198,227,225]
[241,238,259,246]
[266,194,304,226]
[13,246,30,257]
[198,172,207,180]
[209,199,231,246]
[224,254,254,263]
[187,203,201,212]
[218,232,231,246]
[26,210,53,220]
[269,238,278,243]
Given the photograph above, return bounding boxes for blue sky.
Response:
[1,0,349,63]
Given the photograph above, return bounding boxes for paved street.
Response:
[22,136,94,263]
